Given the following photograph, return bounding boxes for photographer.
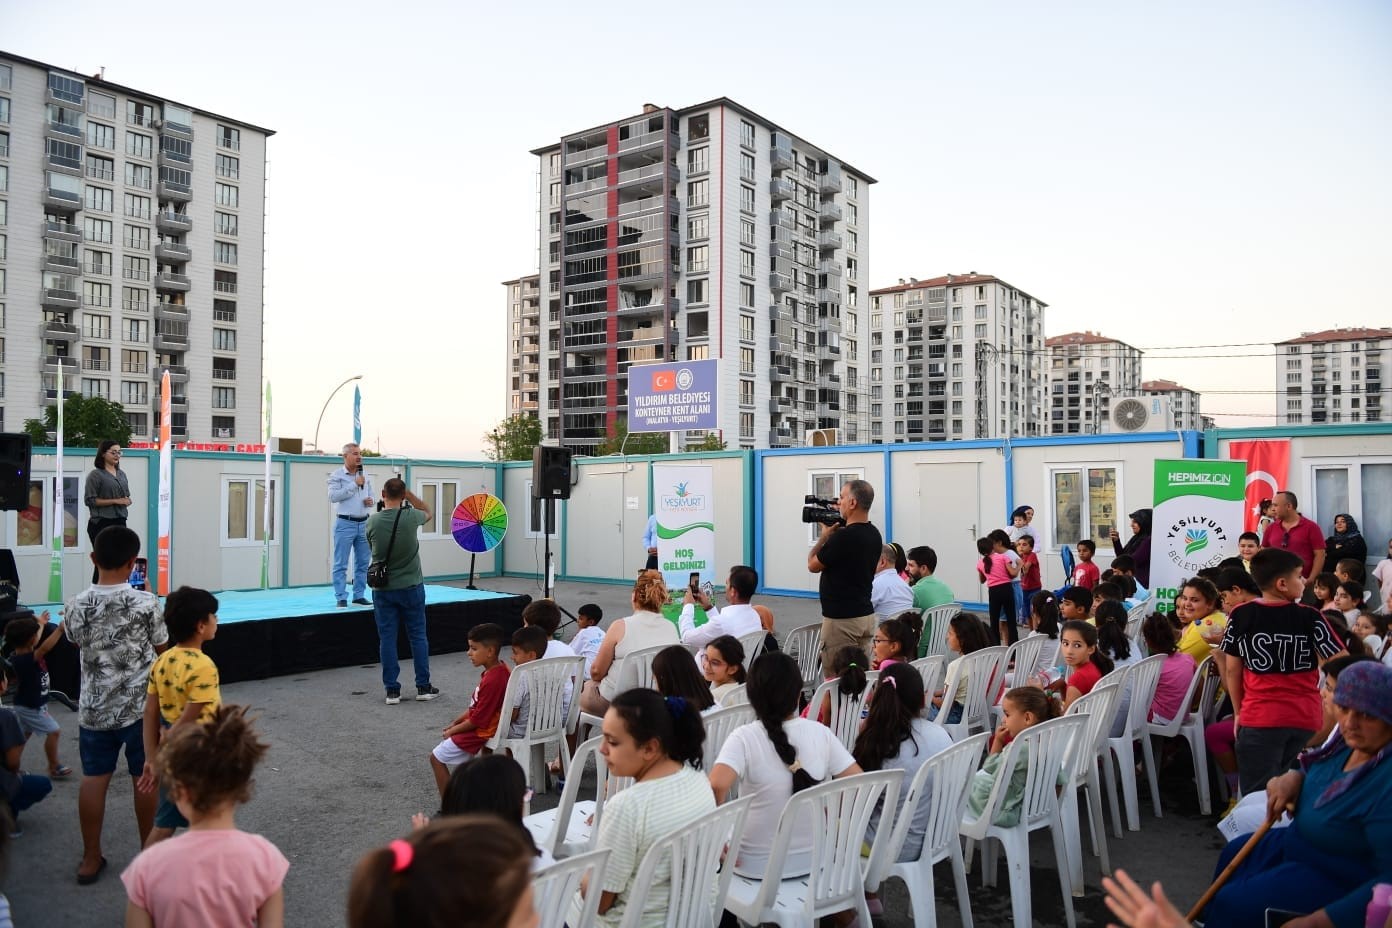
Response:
[807,479,883,659]
[366,478,437,705]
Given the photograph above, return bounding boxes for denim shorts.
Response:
[78,721,145,777]
[11,704,60,736]
[154,787,189,829]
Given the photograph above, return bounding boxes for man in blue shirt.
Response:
[643,513,659,571]
[327,443,374,607]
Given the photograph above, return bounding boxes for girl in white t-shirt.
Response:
[702,635,748,707]
[710,652,861,879]
[122,706,289,928]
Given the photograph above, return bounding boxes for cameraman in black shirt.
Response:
[808,479,883,660]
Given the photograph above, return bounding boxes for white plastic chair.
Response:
[989,635,1046,726]
[486,655,582,794]
[577,643,668,741]
[1144,654,1214,817]
[524,736,631,860]
[736,629,768,668]
[723,770,902,928]
[864,732,989,928]
[702,704,755,771]
[720,683,750,707]
[920,603,962,658]
[960,714,1088,928]
[615,796,754,928]
[1102,653,1166,833]
[933,646,1008,742]
[909,655,947,715]
[1062,682,1124,896]
[806,670,879,752]
[782,622,823,691]
[533,847,610,928]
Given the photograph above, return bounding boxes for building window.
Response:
[740,347,754,374]
[739,379,754,406]
[218,125,241,151]
[214,241,238,266]
[740,218,755,246]
[686,245,709,273]
[808,468,864,543]
[126,131,153,159]
[687,113,709,141]
[122,255,150,282]
[739,283,754,308]
[686,279,708,305]
[213,328,237,351]
[121,349,148,373]
[740,249,755,278]
[740,185,755,214]
[687,344,710,360]
[740,412,754,439]
[415,480,460,536]
[85,185,114,212]
[739,120,755,149]
[121,380,148,405]
[687,215,708,240]
[687,147,708,175]
[1049,465,1120,552]
[740,152,756,181]
[221,477,277,545]
[14,477,81,548]
[87,122,115,150]
[216,154,239,179]
[125,224,150,251]
[215,183,239,208]
[686,179,708,209]
[124,193,151,219]
[123,319,147,343]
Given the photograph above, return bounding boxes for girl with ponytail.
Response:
[710,653,862,878]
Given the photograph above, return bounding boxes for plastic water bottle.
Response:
[1367,883,1392,928]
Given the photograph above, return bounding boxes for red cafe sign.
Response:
[126,441,267,453]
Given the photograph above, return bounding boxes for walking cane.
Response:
[1186,806,1290,922]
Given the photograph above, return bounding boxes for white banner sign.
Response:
[652,464,716,593]
[1151,458,1248,605]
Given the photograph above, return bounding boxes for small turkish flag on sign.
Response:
[653,370,676,391]
[1228,440,1291,533]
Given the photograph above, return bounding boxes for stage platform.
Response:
[29,584,531,693]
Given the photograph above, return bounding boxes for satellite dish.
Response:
[1112,398,1150,432]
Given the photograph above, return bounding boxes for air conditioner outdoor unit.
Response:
[1104,396,1175,433]
[810,428,839,446]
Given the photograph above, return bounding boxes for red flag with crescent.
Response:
[1228,440,1291,532]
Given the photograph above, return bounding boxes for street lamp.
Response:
[313,375,363,454]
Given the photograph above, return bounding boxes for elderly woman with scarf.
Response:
[1110,508,1153,589]
[1325,513,1368,567]
[1197,660,1392,928]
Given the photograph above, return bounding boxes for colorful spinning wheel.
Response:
[451,494,509,553]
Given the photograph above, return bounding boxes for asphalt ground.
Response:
[7,577,1222,926]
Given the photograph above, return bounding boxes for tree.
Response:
[483,414,542,462]
[594,418,669,456]
[24,395,132,448]
[691,433,727,451]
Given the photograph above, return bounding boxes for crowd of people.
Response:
[3,471,1390,927]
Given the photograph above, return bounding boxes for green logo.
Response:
[1185,529,1209,556]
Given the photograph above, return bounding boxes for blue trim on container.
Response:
[753,452,766,583]
[1182,431,1201,459]
[742,453,754,567]
[882,446,894,542]
[1003,439,1015,524]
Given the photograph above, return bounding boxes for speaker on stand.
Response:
[531,445,575,616]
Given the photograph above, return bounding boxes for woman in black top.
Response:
[1325,513,1367,566]
[84,440,132,581]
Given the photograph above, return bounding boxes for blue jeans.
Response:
[332,517,370,601]
[9,774,52,818]
[373,583,430,693]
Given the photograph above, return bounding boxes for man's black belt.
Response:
[338,514,368,522]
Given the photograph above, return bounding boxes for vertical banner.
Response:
[47,389,64,602]
[1226,440,1291,532]
[1151,459,1248,606]
[652,464,716,593]
[261,381,273,589]
[157,370,172,596]
[352,385,362,446]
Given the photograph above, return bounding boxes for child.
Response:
[1373,538,1392,613]
[1050,620,1114,713]
[1100,568,1138,602]
[1015,535,1042,626]
[1310,573,1338,613]
[1334,558,1369,604]
[1351,611,1388,662]
[63,525,167,883]
[2,610,72,778]
[1332,581,1364,624]
[1059,586,1093,623]
[1220,548,1346,795]
[1216,566,1261,615]
[1091,581,1125,617]
[349,817,538,928]
[138,586,222,847]
[1071,540,1101,590]
[430,623,510,797]
[1143,614,1196,724]
[570,603,605,680]
[1111,554,1149,603]
[929,614,991,724]
[505,625,547,739]
[1020,591,1061,682]
[652,645,715,713]
[0,670,53,835]
[1237,532,1260,572]
[977,532,1020,646]
[522,599,579,663]
[121,706,288,927]
[1094,601,1139,736]
[872,612,921,670]
[702,635,747,707]
[966,686,1058,826]
[1175,577,1227,662]
[805,645,867,725]
[418,754,554,871]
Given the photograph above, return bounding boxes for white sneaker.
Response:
[385,691,401,706]
[415,686,441,701]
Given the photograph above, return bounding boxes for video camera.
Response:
[801,494,845,527]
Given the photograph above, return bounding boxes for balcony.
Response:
[769,428,793,446]
[44,184,84,211]
[769,395,792,414]
[44,251,82,273]
[42,220,83,242]
[769,242,794,263]
[155,301,189,321]
[770,273,794,294]
[42,287,81,310]
[769,144,794,171]
[43,354,77,372]
[561,366,607,381]
[41,320,80,341]
[153,365,190,383]
[818,165,843,194]
[818,260,843,278]
[816,288,841,305]
[817,343,842,361]
[769,210,795,233]
[82,358,112,372]
[156,210,192,233]
[169,394,189,410]
[818,201,843,224]
[769,365,792,384]
[158,180,192,202]
[154,328,189,351]
[769,178,794,201]
[616,161,678,188]
[817,231,843,252]
[155,241,192,263]
[154,272,191,291]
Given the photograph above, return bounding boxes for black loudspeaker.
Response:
[532,445,573,500]
[0,433,32,512]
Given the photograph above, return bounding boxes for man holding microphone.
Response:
[328,442,374,607]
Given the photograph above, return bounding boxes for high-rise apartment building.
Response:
[866,274,1046,441]
[1139,379,1207,430]
[503,274,541,418]
[1275,327,1389,425]
[520,99,873,453]
[0,52,270,441]
[1044,332,1143,434]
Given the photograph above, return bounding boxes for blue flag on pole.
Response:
[352,385,362,445]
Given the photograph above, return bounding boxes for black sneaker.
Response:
[336,600,348,608]
[415,686,440,702]
[352,597,371,606]
[385,690,401,706]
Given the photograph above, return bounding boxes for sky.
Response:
[7,0,1390,457]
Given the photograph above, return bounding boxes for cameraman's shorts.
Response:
[821,614,875,661]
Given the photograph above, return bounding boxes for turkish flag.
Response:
[1228,440,1291,532]
[652,370,676,392]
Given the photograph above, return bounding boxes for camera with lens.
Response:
[801,494,845,527]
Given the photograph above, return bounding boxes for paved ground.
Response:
[7,577,1223,926]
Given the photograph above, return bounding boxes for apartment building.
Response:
[866,274,1046,441]
[0,52,270,441]
[503,274,541,417]
[1139,379,1208,430]
[1276,327,1390,425]
[521,98,873,453]
[1044,332,1143,434]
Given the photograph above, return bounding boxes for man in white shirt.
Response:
[871,544,915,624]
[679,565,764,651]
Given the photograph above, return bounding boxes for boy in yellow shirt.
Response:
[137,586,221,847]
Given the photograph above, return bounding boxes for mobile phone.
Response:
[689,572,700,591]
